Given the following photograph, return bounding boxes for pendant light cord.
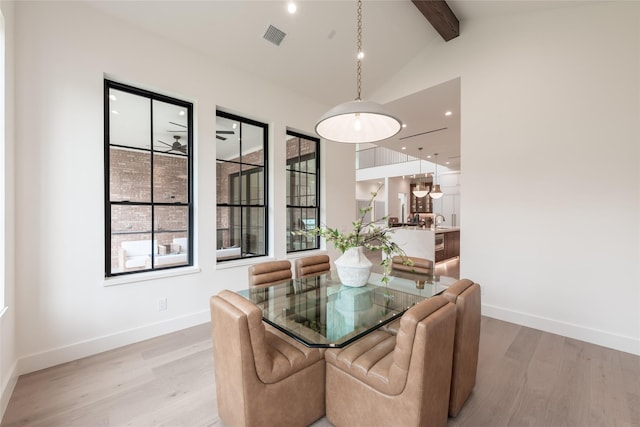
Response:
[434,153,438,185]
[314,0,402,143]
[356,0,362,101]
[418,147,423,189]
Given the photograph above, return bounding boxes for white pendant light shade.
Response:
[315,100,402,144]
[429,152,443,199]
[315,0,403,144]
[429,184,443,199]
[412,188,429,198]
[412,147,428,197]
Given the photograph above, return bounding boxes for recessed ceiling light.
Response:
[287,1,296,14]
[426,155,431,159]
[232,123,237,129]
[178,110,186,116]
[446,161,450,165]
[111,110,119,115]
[402,123,407,128]
[109,94,117,101]
[401,146,406,150]
[445,111,453,116]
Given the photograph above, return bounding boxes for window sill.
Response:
[287,249,328,261]
[103,266,201,287]
[216,256,276,270]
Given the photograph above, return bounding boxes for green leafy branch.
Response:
[292,184,413,284]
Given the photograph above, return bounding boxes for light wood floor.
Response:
[2,316,638,427]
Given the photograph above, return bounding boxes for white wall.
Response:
[0,0,16,417]
[356,181,384,202]
[375,2,640,354]
[386,176,411,221]
[12,0,355,377]
[7,4,639,406]
[322,142,357,263]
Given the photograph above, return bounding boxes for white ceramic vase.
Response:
[334,246,373,287]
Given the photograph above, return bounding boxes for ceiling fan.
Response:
[158,135,187,154]
[167,121,187,133]
[216,130,234,141]
[166,119,235,141]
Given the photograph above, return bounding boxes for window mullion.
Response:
[149,98,155,268]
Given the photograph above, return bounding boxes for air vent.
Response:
[399,127,448,141]
[263,25,286,46]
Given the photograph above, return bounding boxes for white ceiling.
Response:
[109,87,190,154]
[89,0,593,171]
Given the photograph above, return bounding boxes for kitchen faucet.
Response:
[434,214,445,228]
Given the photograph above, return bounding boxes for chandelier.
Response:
[315,0,402,143]
[429,153,443,199]
[412,147,429,198]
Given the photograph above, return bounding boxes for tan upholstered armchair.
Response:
[325,296,456,427]
[378,278,482,417]
[294,254,330,278]
[210,290,325,427]
[391,255,433,275]
[443,279,481,417]
[247,260,292,288]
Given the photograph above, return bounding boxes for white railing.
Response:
[356,146,417,169]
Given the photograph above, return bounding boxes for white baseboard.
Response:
[16,310,211,376]
[482,303,640,356]
[0,360,18,422]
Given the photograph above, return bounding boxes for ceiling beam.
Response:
[412,0,459,41]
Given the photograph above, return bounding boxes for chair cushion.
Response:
[248,260,292,287]
[325,330,397,394]
[391,256,432,274]
[172,237,189,254]
[122,240,154,256]
[296,255,331,278]
[154,253,187,266]
[124,255,149,269]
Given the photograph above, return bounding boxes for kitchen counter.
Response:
[388,228,436,262]
[398,226,460,233]
[433,227,461,234]
[389,227,460,263]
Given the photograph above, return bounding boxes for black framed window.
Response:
[105,80,193,277]
[286,131,320,253]
[216,110,268,262]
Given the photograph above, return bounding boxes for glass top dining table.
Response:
[237,271,457,348]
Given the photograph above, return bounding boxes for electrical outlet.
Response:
[158,298,167,311]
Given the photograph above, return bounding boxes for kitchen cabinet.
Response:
[435,230,459,262]
[438,172,460,227]
[440,194,460,227]
[409,183,432,213]
[444,231,460,260]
